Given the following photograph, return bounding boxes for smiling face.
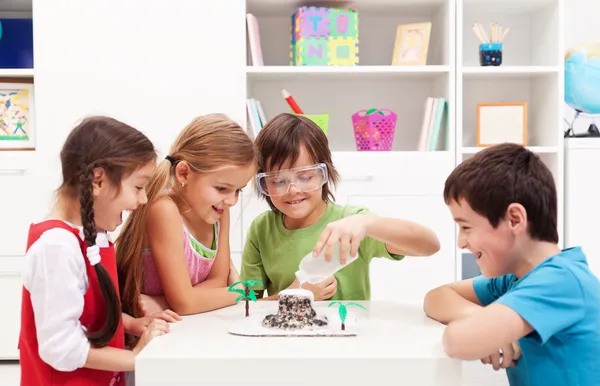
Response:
[176,161,256,224]
[93,160,156,232]
[448,198,529,278]
[266,146,327,223]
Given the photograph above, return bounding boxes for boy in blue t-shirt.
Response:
[423,143,600,386]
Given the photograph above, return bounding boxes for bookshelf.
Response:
[456,0,565,281]
[245,0,456,153]
[245,0,565,292]
[244,0,458,306]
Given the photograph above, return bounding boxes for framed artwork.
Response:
[0,82,35,150]
[392,22,431,66]
[476,102,527,146]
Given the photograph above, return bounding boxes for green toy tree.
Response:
[228,280,264,317]
[328,301,367,330]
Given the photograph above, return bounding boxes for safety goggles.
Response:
[256,163,328,197]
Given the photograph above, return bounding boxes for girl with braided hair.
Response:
[19,116,180,386]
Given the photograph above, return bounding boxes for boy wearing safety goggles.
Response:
[239,113,440,301]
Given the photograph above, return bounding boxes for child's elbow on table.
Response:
[442,323,478,360]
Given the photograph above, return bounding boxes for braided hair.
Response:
[59,116,156,347]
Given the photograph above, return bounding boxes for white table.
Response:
[135,301,461,385]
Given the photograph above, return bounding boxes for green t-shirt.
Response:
[240,203,404,300]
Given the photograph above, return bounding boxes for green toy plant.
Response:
[228,280,264,317]
[328,301,367,331]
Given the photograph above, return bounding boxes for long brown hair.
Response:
[58,116,156,347]
[116,114,255,319]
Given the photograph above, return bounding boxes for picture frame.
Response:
[476,102,527,147]
[392,22,431,66]
[0,82,35,150]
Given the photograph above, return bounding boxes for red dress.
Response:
[19,220,126,386]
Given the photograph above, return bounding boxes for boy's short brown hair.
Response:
[443,143,558,243]
[253,113,340,212]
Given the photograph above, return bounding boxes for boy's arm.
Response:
[442,264,586,360]
[443,303,533,360]
[362,215,440,257]
[313,210,440,262]
[423,279,483,324]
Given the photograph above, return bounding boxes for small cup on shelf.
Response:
[479,42,503,66]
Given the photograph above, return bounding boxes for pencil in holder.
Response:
[296,113,329,134]
[479,42,503,66]
[351,108,397,151]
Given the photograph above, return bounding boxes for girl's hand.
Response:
[140,294,169,316]
[131,319,169,355]
[129,310,181,337]
[313,214,375,264]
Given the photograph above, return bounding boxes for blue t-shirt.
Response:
[473,247,600,386]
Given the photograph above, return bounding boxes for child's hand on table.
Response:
[313,214,375,264]
[129,309,182,338]
[132,319,171,355]
[481,341,521,370]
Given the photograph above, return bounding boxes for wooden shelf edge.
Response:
[246,65,451,75]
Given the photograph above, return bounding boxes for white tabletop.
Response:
[135,300,461,386]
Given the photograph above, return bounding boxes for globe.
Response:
[565,42,600,114]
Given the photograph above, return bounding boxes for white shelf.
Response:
[246,0,455,151]
[248,73,452,151]
[0,68,34,78]
[565,138,600,150]
[455,0,564,280]
[247,0,448,16]
[461,65,560,78]
[247,0,453,66]
[459,0,561,66]
[462,0,559,13]
[461,72,560,148]
[247,65,451,80]
[461,146,558,154]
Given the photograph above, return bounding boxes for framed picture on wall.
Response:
[392,22,431,66]
[476,102,527,147]
[0,82,35,150]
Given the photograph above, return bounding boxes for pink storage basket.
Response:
[352,109,397,151]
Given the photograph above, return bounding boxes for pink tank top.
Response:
[142,222,219,296]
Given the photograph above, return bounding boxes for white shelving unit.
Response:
[456,0,565,280]
[244,0,458,306]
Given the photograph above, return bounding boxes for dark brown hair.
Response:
[253,113,340,212]
[443,143,558,243]
[116,114,255,322]
[59,116,156,347]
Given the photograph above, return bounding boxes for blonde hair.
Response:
[116,114,255,320]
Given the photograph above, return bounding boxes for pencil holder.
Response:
[479,42,502,66]
[352,108,397,151]
[297,113,329,134]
